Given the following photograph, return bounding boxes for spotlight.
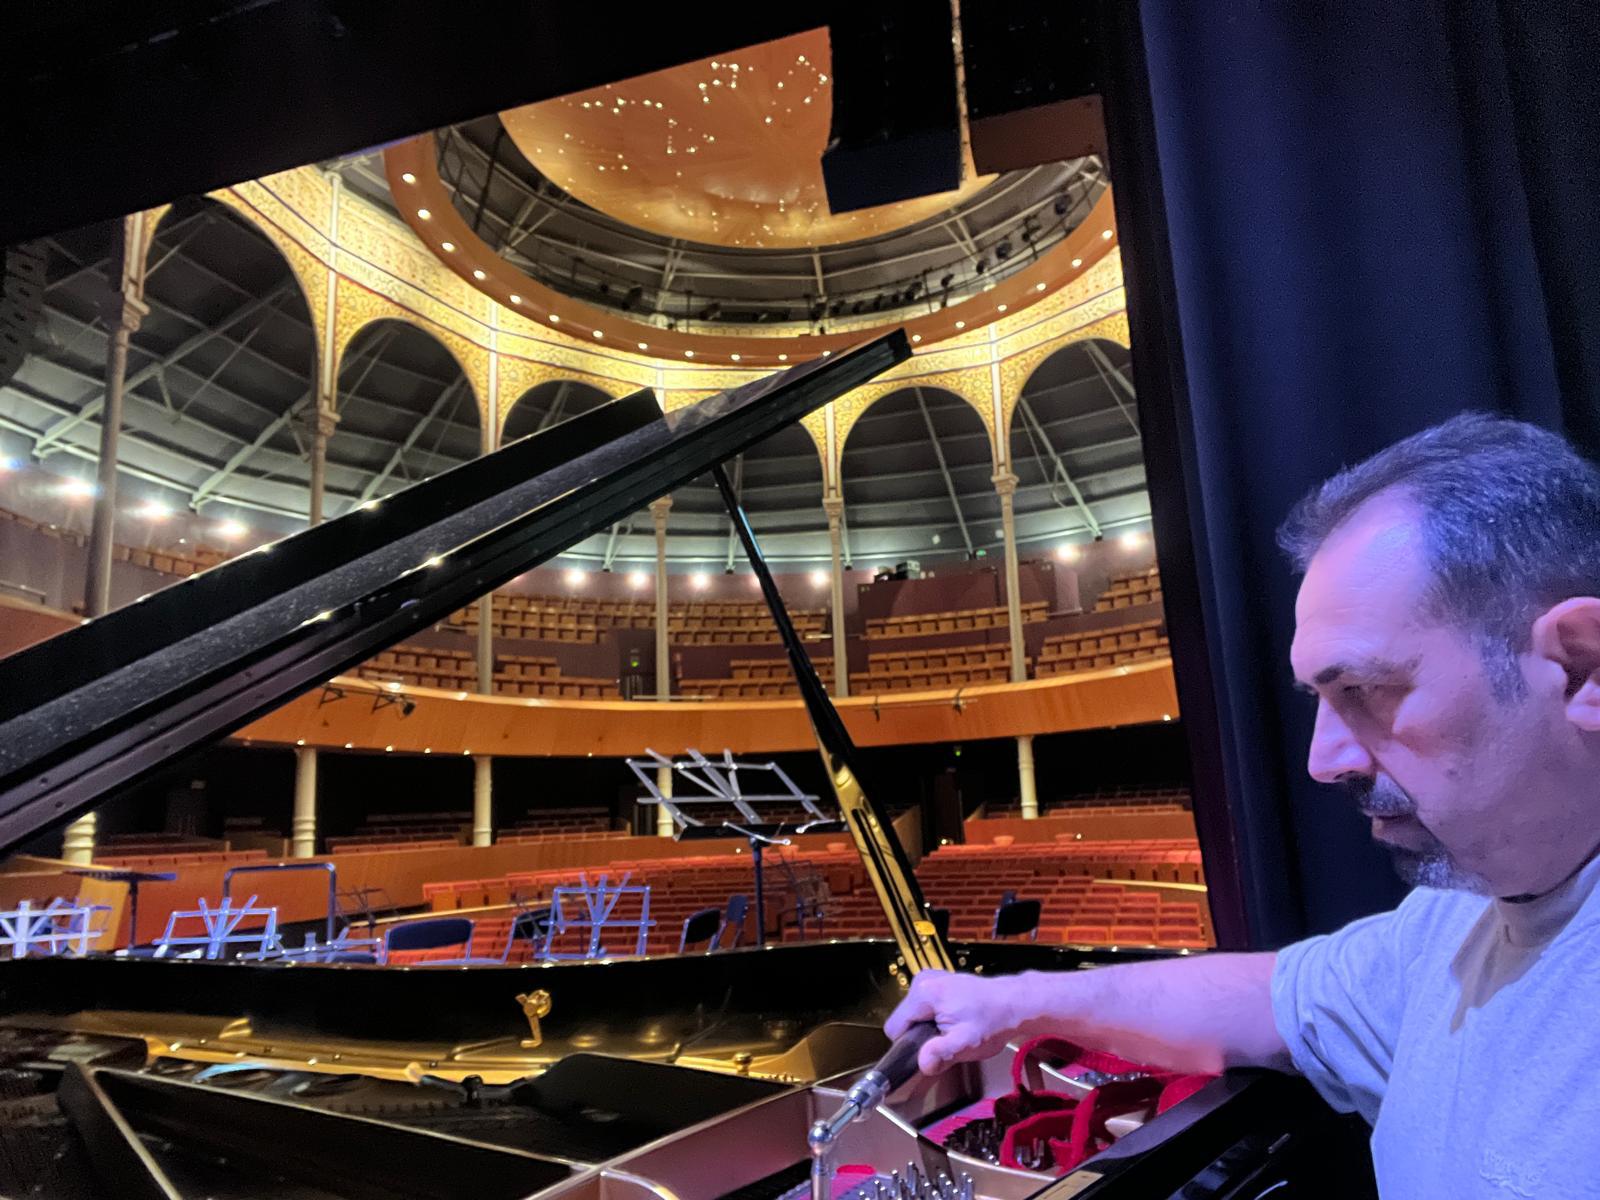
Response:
[1119,532,1146,550]
[1053,194,1070,217]
[974,257,989,274]
[622,285,644,311]
[690,571,710,590]
[994,239,1013,262]
[939,273,954,291]
[215,519,248,539]
[809,569,828,587]
[1055,544,1080,563]
[58,478,96,499]
[628,570,649,588]
[808,301,826,322]
[134,500,172,520]
[906,279,923,300]
[564,567,586,587]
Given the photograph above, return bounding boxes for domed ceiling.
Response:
[499,28,996,249]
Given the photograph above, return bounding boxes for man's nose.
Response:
[1307,699,1375,784]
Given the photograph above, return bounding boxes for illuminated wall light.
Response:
[1119,531,1146,550]
[637,342,649,351]
[416,208,431,220]
[777,353,788,362]
[384,745,394,753]
[809,569,828,587]
[472,269,486,281]
[216,518,248,539]
[549,314,561,324]
[1072,258,1083,268]
[690,571,710,590]
[135,501,172,520]
[954,320,965,330]
[296,738,306,746]
[59,478,96,499]
[1055,544,1080,563]
[684,349,695,358]
[344,742,353,749]
[564,567,586,587]
[400,172,417,184]
[1102,229,1113,239]
[1036,282,1047,291]
[628,570,649,588]
[997,304,1008,313]
[821,350,831,357]
[509,294,521,305]
[730,353,741,361]
[441,241,455,252]
[910,334,921,343]
[592,330,604,339]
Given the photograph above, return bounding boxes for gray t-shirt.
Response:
[1272,854,1600,1198]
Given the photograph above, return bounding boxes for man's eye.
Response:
[1341,684,1370,701]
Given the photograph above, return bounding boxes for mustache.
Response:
[1346,775,1417,819]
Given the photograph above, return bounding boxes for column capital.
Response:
[649,495,673,527]
[101,293,150,334]
[991,470,1020,498]
[821,494,845,524]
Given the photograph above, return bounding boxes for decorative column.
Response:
[292,746,318,857]
[650,496,674,836]
[473,755,493,847]
[477,420,498,695]
[305,402,339,526]
[993,471,1027,681]
[995,470,1040,819]
[66,214,149,866]
[1016,733,1039,819]
[822,493,849,697]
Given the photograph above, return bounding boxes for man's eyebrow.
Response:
[1302,657,1419,690]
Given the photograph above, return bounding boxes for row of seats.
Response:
[865,600,1048,641]
[0,507,228,581]
[355,644,619,699]
[1036,619,1169,675]
[1094,568,1162,612]
[96,848,268,868]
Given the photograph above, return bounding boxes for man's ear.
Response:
[1530,598,1600,730]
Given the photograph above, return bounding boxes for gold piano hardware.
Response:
[515,989,552,1048]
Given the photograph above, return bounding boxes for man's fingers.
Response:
[917,1025,977,1075]
[885,971,945,1039]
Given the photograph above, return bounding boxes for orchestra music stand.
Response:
[629,748,842,947]
[67,867,177,953]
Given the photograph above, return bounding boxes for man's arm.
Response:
[884,953,1291,1076]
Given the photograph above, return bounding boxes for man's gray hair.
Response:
[1277,413,1600,695]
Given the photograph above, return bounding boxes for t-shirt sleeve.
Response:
[1270,907,1411,1124]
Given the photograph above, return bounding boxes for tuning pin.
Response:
[890,1170,903,1200]
[958,1175,973,1200]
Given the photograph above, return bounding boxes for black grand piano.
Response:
[0,332,1376,1198]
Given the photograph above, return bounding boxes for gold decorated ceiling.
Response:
[499,28,995,250]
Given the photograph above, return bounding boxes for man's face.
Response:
[1290,497,1587,897]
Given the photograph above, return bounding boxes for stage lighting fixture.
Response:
[1053,194,1070,217]
[974,256,989,274]
[940,273,954,290]
[622,285,644,311]
[995,239,1013,262]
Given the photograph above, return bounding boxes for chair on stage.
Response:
[678,907,724,953]
[381,916,474,964]
[992,897,1042,942]
[720,894,749,948]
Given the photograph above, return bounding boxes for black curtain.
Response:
[1101,1,1600,948]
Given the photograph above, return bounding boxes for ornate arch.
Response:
[496,358,619,435]
[833,368,995,475]
[999,317,1133,440]
[331,278,487,420]
[204,189,330,359]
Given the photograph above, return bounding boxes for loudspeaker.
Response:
[959,1,1106,173]
[820,4,962,213]
[0,242,46,391]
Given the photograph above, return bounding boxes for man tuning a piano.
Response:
[888,414,1600,1196]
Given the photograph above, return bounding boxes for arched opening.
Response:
[502,378,612,443]
[839,386,994,569]
[330,319,480,515]
[1010,338,1147,551]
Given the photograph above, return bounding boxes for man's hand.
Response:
[885,969,1033,1074]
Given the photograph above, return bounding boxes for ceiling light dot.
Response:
[685,349,695,358]
[777,353,788,362]
[441,241,455,252]
[997,303,1008,312]
[416,208,431,220]
[1103,229,1114,239]
[549,314,561,324]
[911,334,922,343]
[1036,282,1047,291]
[821,350,831,357]
[472,269,486,280]
[592,329,604,339]
[730,353,741,361]
[400,172,417,184]
[637,341,649,350]
[1072,258,1083,268]
[509,294,521,304]
[955,320,966,329]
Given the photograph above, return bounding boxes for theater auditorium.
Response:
[0,6,1593,1198]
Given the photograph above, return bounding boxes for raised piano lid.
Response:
[0,331,909,856]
